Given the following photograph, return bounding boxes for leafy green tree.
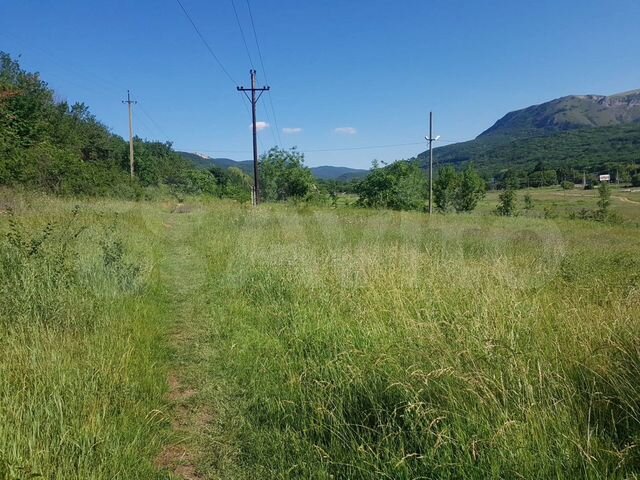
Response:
[453,164,486,212]
[0,51,212,198]
[356,160,426,211]
[434,166,458,213]
[495,188,517,216]
[260,147,315,201]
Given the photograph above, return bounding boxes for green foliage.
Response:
[561,180,574,190]
[453,164,486,212]
[523,193,534,211]
[420,124,640,186]
[211,166,252,203]
[632,174,640,187]
[356,160,426,211]
[0,197,168,479]
[495,187,518,216]
[594,181,612,222]
[260,147,315,201]
[433,165,458,212]
[0,52,215,199]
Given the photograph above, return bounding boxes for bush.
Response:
[356,160,426,211]
[495,188,517,216]
[561,180,574,190]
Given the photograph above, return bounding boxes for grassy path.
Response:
[155,207,213,479]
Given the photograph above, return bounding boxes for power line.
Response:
[177,139,466,155]
[229,0,278,147]
[174,0,238,86]
[245,0,282,147]
[230,0,255,68]
[138,104,171,140]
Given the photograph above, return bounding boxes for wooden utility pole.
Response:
[425,112,438,215]
[122,90,137,178]
[237,70,270,205]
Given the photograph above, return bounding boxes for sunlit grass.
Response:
[1,190,639,479]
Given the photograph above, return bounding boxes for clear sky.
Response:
[1,0,639,169]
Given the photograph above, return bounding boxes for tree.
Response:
[495,188,517,216]
[434,165,458,213]
[561,180,574,190]
[356,160,426,211]
[453,164,486,212]
[260,147,315,201]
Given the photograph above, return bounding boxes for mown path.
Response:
[155,208,212,480]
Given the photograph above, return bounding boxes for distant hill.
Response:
[178,151,368,181]
[416,89,640,178]
[177,152,253,173]
[309,166,369,181]
[479,89,640,138]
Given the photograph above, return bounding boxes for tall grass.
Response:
[0,194,170,479]
[186,205,640,478]
[1,192,638,479]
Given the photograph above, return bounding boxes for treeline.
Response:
[355,160,486,213]
[425,124,640,187]
[0,52,221,198]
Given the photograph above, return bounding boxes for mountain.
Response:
[479,89,640,138]
[308,166,369,181]
[177,152,254,173]
[417,89,640,178]
[177,151,368,181]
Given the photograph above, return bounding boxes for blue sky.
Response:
[1,0,639,169]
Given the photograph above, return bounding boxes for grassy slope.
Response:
[2,192,640,478]
[419,124,640,176]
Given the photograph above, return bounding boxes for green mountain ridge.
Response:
[417,89,640,181]
[177,151,369,181]
[479,89,640,138]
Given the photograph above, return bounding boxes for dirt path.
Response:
[617,195,640,205]
[155,209,210,480]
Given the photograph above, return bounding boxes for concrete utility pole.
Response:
[425,112,439,215]
[122,90,137,178]
[237,70,270,206]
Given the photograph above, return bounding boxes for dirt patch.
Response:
[172,203,193,214]
[156,373,210,479]
[155,444,200,480]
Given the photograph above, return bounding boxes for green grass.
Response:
[478,186,640,224]
[0,191,173,479]
[1,190,639,478]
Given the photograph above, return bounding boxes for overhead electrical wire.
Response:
[174,0,238,86]
[230,0,255,68]
[245,0,283,147]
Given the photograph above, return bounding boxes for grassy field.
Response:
[1,189,639,479]
[478,186,640,224]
